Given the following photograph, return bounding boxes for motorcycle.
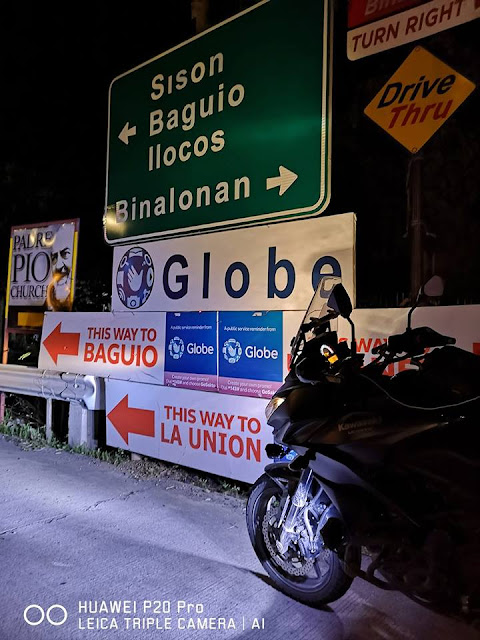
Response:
[246,276,480,621]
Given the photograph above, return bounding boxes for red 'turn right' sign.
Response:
[348,0,426,28]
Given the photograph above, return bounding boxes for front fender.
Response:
[264,462,301,493]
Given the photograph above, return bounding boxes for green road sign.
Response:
[104,0,332,244]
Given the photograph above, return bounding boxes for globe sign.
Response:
[116,247,154,309]
[222,338,242,364]
[168,337,185,360]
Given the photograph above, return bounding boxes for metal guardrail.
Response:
[0,365,104,411]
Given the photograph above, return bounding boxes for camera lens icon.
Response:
[24,604,68,626]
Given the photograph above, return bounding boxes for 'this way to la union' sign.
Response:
[104,0,332,244]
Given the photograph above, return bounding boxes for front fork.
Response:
[276,469,314,555]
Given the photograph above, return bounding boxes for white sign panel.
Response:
[106,381,271,484]
[39,312,166,384]
[339,304,480,374]
[8,220,78,309]
[348,0,480,60]
[111,213,356,312]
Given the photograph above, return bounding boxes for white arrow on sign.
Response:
[266,166,298,196]
[118,122,137,145]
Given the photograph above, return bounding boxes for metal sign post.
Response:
[364,46,476,300]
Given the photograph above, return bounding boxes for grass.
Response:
[0,411,128,466]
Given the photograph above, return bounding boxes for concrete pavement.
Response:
[0,434,477,640]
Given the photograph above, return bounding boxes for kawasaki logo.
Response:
[338,414,382,432]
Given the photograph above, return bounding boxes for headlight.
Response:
[265,396,285,421]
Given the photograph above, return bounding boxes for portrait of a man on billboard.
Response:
[46,223,76,311]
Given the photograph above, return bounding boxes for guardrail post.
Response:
[68,404,98,450]
[46,398,53,442]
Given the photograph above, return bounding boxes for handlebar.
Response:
[371,342,388,356]
[371,326,455,358]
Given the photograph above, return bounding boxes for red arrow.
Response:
[43,322,80,365]
[107,395,155,446]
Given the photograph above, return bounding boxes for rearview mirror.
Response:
[423,275,444,299]
[408,275,444,329]
[328,284,352,319]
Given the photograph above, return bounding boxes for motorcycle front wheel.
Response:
[246,473,354,606]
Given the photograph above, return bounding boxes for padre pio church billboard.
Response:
[7,219,79,313]
[3,219,80,365]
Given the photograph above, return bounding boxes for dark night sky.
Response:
[1,0,193,295]
[1,1,479,307]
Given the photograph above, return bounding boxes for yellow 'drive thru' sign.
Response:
[364,46,476,153]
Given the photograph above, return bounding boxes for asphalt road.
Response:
[0,435,478,640]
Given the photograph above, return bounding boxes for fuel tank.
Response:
[270,374,447,450]
[270,350,480,452]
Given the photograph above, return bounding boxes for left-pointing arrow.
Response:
[107,395,155,446]
[42,322,80,365]
[118,122,137,145]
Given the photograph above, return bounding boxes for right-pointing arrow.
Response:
[107,395,155,446]
[266,166,298,196]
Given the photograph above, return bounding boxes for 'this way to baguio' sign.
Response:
[104,0,332,244]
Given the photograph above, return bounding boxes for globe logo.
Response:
[116,247,154,309]
[223,338,242,364]
[168,337,185,360]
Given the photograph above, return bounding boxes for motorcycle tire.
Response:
[246,473,354,607]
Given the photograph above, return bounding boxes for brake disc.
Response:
[262,505,315,577]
